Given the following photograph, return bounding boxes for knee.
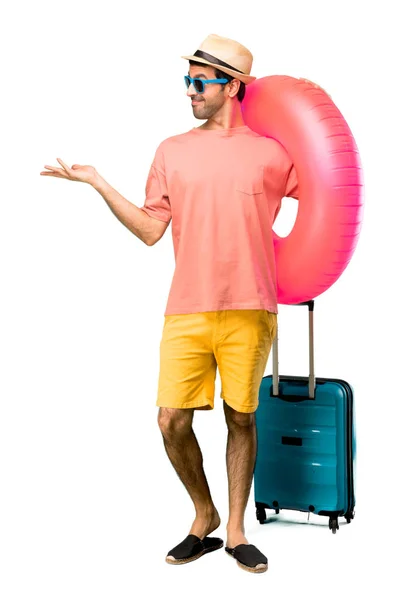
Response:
[157,407,193,441]
[224,403,255,430]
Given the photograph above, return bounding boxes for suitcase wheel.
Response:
[256,507,266,524]
[344,508,355,524]
[329,517,339,534]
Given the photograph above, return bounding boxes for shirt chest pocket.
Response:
[235,164,264,196]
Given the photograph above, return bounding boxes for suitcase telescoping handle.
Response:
[272,300,316,399]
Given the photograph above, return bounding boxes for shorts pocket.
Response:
[235,165,264,195]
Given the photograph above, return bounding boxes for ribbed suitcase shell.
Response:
[254,374,356,528]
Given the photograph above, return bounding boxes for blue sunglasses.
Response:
[184,75,228,94]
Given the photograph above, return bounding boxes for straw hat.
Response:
[182,33,256,84]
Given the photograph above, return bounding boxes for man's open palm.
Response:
[40,158,98,186]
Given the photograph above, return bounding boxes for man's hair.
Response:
[188,60,246,102]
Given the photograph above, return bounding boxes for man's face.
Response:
[186,64,228,120]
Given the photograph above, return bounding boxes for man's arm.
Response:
[93,174,165,246]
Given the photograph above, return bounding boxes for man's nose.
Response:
[186,83,197,97]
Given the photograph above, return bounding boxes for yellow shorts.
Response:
[156,310,277,414]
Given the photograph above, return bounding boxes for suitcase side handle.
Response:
[272,300,316,399]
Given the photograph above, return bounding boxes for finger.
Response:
[42,165,68,177]
[40,171,66,177]
[44,165,67,176]
[301,78,320,88]
[56,157,72,174]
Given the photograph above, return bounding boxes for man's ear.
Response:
[228,78,241,98]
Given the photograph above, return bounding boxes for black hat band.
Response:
[193,50,245,75]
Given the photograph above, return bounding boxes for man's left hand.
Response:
[299,77,332,99]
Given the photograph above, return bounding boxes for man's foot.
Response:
[189,507,221,540]
[225,543,268,574]
[226,530,248,549]
[165,507,222,565]
[166,535,223,565]
[226,528,267,573]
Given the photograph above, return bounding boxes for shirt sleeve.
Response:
[139,145,172,223]
[284,163,299,200]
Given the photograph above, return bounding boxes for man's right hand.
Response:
[40,157,162,246]
[40,158,100,187]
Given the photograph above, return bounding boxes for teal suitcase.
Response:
[254,301,356,533]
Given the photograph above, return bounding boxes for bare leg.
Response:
[223,401,256,548]
[158,407,220,538]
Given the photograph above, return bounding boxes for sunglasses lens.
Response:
[184,76,190,89]
[194,79,204,93]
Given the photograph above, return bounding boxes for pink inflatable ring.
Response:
[242,75,364,305]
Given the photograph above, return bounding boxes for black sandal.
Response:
[166,534,223,565]
[225,544,268,573]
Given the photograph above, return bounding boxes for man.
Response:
[40,33,327,574]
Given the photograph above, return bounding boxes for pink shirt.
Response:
[140,125,299,316]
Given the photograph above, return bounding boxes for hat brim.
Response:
[181,55,256,85]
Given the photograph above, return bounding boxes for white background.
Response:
[1,0,410,598]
